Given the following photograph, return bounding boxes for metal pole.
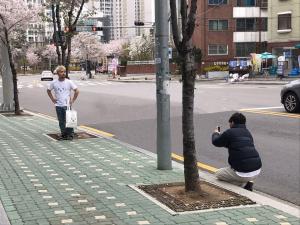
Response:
[155,0,172,170]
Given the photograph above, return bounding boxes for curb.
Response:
[0,201,10,225]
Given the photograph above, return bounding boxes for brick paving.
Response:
[0,114,299,225]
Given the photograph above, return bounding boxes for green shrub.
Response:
[203,65,228,72]
[68,66,81,71]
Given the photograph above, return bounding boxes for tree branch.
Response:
[169,0,181,52]
[0,14,8,45]
[68,0,75,29]
[181,0,187,36]
[186,0,198,41]
[72,0,85,27]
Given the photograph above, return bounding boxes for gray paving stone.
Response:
[0,115,299,225]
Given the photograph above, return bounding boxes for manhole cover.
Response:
[138,181,255,212]
[0,112,33,117]
[47,132,98,140]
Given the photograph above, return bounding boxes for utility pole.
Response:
[155,0,172,170]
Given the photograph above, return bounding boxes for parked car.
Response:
[280,79,300,113]
[41,70,54,81]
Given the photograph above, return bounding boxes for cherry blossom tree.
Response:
[47,0,89,77]
[42,44,57,70]
[0,0,41,114]
[26,47,41,68]
[42,44,57,60]
[102,39,128,57]
[128,35,154,61]
[72,32,104,61]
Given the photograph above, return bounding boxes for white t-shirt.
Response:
[48,79,77,107]
[236,168,261,178]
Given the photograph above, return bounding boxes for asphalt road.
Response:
[1,74,299,206]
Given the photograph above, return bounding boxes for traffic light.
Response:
[92,26,103,31]
[64,27,76,32]
[134,21,144,26]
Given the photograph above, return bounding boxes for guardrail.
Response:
[127,61,155,65]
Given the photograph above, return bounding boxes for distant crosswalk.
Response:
[0,80,123,89]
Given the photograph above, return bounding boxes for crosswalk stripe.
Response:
[2,80,121,89]
[102,82,113,85]
[95,82,106,85]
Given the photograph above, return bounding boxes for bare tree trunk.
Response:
[55,3,66,66]
[23,60,26,75]
[182,41,200,192]
[50,0,85,78]
[170,0,200,192]
[51,2,61,64]
[65,0,85,78]
[65,36,72,78]
[4,28,21,115]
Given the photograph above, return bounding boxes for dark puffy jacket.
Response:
[212,124,262,172]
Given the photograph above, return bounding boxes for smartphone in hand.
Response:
[217,126,220,132]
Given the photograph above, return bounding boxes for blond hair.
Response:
[55,65,66,74]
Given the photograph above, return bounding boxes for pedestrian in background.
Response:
[111,57,118,79]
[211,112,262,191]
[47,65,79,140]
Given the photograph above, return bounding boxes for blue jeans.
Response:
[55,106,73,136]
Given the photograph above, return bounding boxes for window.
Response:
[237,0,255,7]
[236,18,267,31]
[235,42,256,57]
[258,0,268,8]
[278,13,291,30]
[209,20,228,31]
[208,44,228,55]
[236,18,255,31]
[208,0,227,5]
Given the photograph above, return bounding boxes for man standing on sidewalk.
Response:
[47,66,79,140]
[211,113,262,191]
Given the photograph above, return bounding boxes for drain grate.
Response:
[46,132,98,140]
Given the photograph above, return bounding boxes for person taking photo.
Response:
[211,112,262,191]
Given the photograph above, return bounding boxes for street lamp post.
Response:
[155,0,172,170]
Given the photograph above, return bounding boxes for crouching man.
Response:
[211,113,262,191]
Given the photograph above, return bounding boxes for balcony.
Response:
[233,7,268,18]
[233,31,267,42]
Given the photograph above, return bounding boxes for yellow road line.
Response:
[171,153,218,173]
[240,109,300,119]
[79,125,115,137]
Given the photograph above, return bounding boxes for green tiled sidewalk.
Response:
[0,114,299,225]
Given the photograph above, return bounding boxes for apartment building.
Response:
[25,0,51,46]
[112,0,154,40]
[267,0,300,72]
[192,0,268,68]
